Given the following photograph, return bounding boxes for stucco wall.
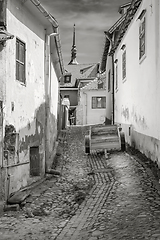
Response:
[83,90,106,125]
[76,90,84,125]
[1,0,59,194]
[114,0,160,165]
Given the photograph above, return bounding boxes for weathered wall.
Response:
[1,0,59,195]
[45,60,59,170]
[114,0,160,166]
[0,40,6,202]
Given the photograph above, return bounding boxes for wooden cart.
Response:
[85,125,125,154]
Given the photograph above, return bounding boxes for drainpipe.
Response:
[104,31,115,125]
[30,0,65,75]
[111,53,115,125]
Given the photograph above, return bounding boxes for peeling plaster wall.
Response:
[45,61,59,170]
[1,0,59,194]
[0,42,6,202]
[114,0,160,165]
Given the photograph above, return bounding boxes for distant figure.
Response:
[70,113,74,125]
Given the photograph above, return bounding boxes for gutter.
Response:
[29,0,58,28]
[30,0,65,75]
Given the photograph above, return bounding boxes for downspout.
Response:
[30,0,65,75]
[111,53,115,125]
[30,0,64,175]
[83,92,87,125]
[104,31,115,125]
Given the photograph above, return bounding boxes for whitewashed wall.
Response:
[114,0,160,165]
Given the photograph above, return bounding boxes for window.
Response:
[16,38,26,84]
[139,16,145,60]
[64,75,71,83]
[122,50,126,80]
[115,64,118,90]
[92,97,106,109]
[108,70,111,92]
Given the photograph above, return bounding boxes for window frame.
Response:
[122,49,126,81]
[92,97,106,109]
[139,15,146,62]
[64,75,71,83]
[16,38,26,85]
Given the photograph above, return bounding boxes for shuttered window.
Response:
[122,50,126,80]
[16,38,26,84]
[139,17,145,60]
[92,97,106,109]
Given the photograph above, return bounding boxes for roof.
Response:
[118,2,131,14]
[61,63,99,87]
[112,0,142,53]
[81,73,106,91]
[29,0,58,28]
[100,13,126,72]
[100,0,142,72]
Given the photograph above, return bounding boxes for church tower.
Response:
[68,24,78,65]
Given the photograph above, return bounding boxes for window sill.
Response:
[139,54,146,64]
[122,77,127,83]
[16,79,26,86]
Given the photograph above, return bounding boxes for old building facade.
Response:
[0,0,64,204]
[102,0,160,167]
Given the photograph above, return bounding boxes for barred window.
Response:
[139,17,145,60]
[92,97,106,109]
[16,38,26,84]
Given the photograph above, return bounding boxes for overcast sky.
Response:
[40,0,129,66]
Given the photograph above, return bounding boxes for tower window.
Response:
[64,75,71,83]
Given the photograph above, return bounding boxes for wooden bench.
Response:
[85,125,125,154]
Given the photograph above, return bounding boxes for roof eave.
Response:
[30,0,58,28]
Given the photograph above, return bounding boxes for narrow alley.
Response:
[1,126,160,240]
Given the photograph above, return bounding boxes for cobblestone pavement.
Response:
[1,126,160,240]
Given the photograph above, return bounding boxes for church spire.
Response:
[68,24,78,65]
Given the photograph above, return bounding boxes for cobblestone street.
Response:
[1,126,160,240]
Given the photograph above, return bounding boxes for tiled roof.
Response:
[112,0,142,53]
[100,0,142,72]
[61,63,99,88]
[81,73,106,91]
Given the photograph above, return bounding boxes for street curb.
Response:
[126,149,160,195]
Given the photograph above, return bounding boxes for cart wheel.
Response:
[120,132,126,151]
[85,135,90,154]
